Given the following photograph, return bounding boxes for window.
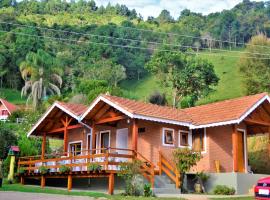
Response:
[87,133,92,154]
[162,128,174,146]
[179,131,191,147]
[1,110,8,116]
[192,128,206,152]
[69,142,82,156]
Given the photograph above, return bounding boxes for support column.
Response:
[20,176,24,185]
[132,119,138,153]
[41,133,46,160]
[232,125,238,172]
[67,175,72,191]
[108,173,114,195]
[63,126,68,154]
[41,175,45,188]
[91,123,96,154]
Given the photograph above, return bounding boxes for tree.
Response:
[148,91,167,106]
[86,59,126,87]
[146,51,219,107]
[0,124,17,159]
[20,49,63,110]
[157,9,174,23]
[239,34,270,95]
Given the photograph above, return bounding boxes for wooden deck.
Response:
[18,147,155,194]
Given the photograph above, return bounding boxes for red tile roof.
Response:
[98,93,269,127]
[57,101,88,117]
[101,94,192,123]
[0,98,17,114]
[183,92,268,126]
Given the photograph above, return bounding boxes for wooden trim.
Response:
[232,125,238,172]
[244,119,270,126]
[132,119,138,152]
[48,124,83,134]
[95,115,126,125]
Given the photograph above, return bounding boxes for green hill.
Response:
[120,50,246,105]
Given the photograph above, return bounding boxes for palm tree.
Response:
[20,49,63,110]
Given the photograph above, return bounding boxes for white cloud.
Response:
[95,0,266,19]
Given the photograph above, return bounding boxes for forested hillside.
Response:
[0,0,270,108]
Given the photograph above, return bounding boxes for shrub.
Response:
[17,168,26,175]
[119,160,144,196]
[213,185,235,195]
[87,162,102,172]
[173,148,201,190]
[38,166,49,175]
[144,183,153,197]
[59,165,71,173]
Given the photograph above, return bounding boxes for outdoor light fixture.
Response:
[127,118,130,124]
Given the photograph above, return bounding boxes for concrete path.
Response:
[0,191,101,200]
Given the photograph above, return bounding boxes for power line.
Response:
[0,29,270,60]
[1,21,270,57]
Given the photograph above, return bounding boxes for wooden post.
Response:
[91,123,96,154]
[41,175,45,188]
[175,170,180,189]
[64,126,68,154]
[67,175,72,191]
[20,176,24,185]
[108,173,114,195]
[41,133,46,160]
[232,125,238,172]
[132,119,138,154]
[159,151,162,175]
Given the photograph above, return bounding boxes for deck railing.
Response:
[18,147,155,186]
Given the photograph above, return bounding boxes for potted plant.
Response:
[38,166,49,175]
[59,165,71,174]
[193,171,210,193]
[87,162,102,173]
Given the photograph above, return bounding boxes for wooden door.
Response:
[237,131,245,172]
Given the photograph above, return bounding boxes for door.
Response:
[116,128,129,155]
[237,130,246,172]
[100,131,110,153]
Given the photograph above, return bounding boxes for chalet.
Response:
[0,98,17,121]
[19,93,270,194]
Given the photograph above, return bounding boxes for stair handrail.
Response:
[159,151,180,188]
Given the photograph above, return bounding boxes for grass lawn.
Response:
[0,183,183,200]
[120,50,246,106]
[0,88,26,104]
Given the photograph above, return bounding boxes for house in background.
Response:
[0,98,17,121]
[19,93,270,195]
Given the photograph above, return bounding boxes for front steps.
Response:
[153,175,180,194]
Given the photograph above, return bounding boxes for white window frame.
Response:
[191,128,207,154]
[99,130,111,152]
[68,140,83,156]
[178,130,192,149]
[162,128,175,147]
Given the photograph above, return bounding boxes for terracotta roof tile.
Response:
[0,98,17,114]
[182,92,268,126]
[100,93,268,126]
[101,94,192,123]
[57,101,88,117]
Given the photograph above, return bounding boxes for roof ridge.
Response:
[182,92,268,111]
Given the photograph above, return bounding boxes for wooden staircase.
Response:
[158,151,180,188]
[134,150,155,187]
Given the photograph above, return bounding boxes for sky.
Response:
[95,0,266,19]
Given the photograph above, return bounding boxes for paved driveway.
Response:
[0,191,99,200]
